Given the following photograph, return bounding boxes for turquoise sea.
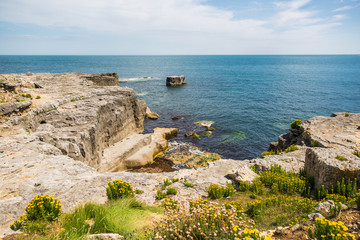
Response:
[1,55,359,159]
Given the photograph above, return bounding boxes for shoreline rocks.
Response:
[0,72,359,236]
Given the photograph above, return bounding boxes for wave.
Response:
[119,77,160,82]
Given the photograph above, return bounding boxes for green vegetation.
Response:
[36,95,41,99]
[0,99,4,103]
[0,78,4,82]
[353,150,360,158]
[261,149,283,158]
[166,187,177,195]
[310,140,320,147]
[40,107,58,113]
[171,177,179,183]
[284,144,299,153]
[10,195,61,231]
[135,189,144,194]
[21,93,33,99]
[345,112,350,117]
[106,180,134,200]
[290,119,302,129]
[183,179,194,187]
[315,178,358,200]
[71,98,77,102]
[155,189,166,200]
[25,129,31,134]
[335,155,348,161]
[308,217,355,240]
[206,183,235,199]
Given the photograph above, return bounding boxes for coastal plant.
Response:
[261,150,275,158]
[183,179,194,187]
[246,195,317,227]
[284,144,299,153]
[250,179,264,195]
[336,155,348,161]
[310,140,320,147]
[148,198,256,239]
[315,178,358,200]
[308,217,355,240]
[352,150,360,158]
[290,120,302,129]
[0,99,4,103]
[155,189,166,200]
[171,177,179,183]
[160,198,179,211]
[325,194,354,206]
[356,193,360,209]
[135,189,144,194]
[10,195,61,231]
[239,181,252,192]
[206,183,235,199]
[329,202,342,218]
[163,178,172,187]
[71,98,77,102]
[258,164,309,196]
[21,93,33,99]
[36,95,41,99]
[166,187,177,195]
[106,180,134,200]
[345,112,349,117]
[240,228,274,240]
[250,165,259,174]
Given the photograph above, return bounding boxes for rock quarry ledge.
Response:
[0,72,360,236]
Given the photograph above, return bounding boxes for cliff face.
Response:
[0,72,146,168]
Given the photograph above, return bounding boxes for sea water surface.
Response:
[1,55,359,159]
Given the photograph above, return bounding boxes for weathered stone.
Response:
[166,75,185,86]
[146,107,159,120]
[82,72,120,86]
[185,131,200,139]
[0,101,32,116]
[305,147,360,188]
[226,165,259,183]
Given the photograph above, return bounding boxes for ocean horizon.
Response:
[1,55,359,159]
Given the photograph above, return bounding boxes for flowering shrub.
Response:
[148,198,254,239]
[308,217,355,240]
[284,144,299,153]
[259,164,310,196]
[10,195,61,230]
[290,120,302,129]
[206,183,235,199]
[240,228,274,240]
[106,180,134,200]
[160,198,179,211]
[316,178,358,200]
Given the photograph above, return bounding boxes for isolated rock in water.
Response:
[166,75,185,86]
[146,107,159,120]
[194,120,214,128]
[305,147,360,188]
[185,131,200,139]
[226,165,259,183]
[172,116,180,120]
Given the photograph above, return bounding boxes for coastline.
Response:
[0,72,360,237]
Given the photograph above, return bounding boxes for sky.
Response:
[0,0,359,55]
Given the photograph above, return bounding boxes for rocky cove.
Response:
[0,72,360,238]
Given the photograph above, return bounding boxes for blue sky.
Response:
[0,0,359,54]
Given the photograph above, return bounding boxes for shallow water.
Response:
[1,55,359,159]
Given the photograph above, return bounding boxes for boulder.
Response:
[166,75,185,86]
[146,107,159,120]
[304,147,360,188]
[226,165,259,183]
[185,131,200,139]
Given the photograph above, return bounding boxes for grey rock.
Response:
[314,200,336,216]
[308,212,324,221]
[305,147,360,188]
[166,75,185,86]
[88,233,124,239]
[82,73,120,86]
[0,101,32,116]
[226,165,259,183]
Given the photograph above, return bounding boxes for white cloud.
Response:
[333,5,354,11]
[0,0,354,54]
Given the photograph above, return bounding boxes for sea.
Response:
[1,55,359,160]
